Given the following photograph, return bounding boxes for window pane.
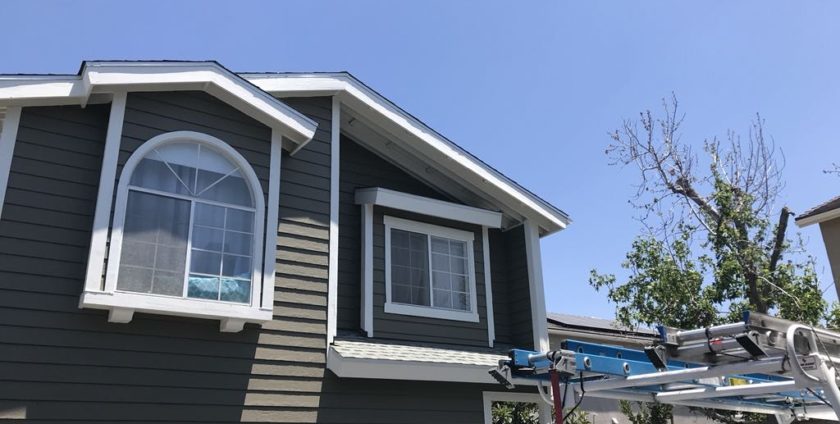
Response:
[192,227,224,251]
[119,241,155,267]
[450,241,466,257]
[431,253,450,272]
[222,255,251,279]
[454,292,470,310]
[190,250,221,275]
[431,237,449,254]
[197,170,252,207]
[220,278,250,303]
[188,275,220,300]
[118,191,189,295]
[117,266,153,293]
[390,228,430,307]
[155,245,187,274]
[452,275,468,292]
[194,203,225,228]
[432,271,451,290]
[392,284,411,304]
[433,289,452,309]
[450,256,467,275]
[153,270,184,296]
[224,231,252,255]
[130,158,195,196]
[226,209,254,232]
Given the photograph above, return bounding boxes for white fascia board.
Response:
[245,74,570,235]
[355,187,502,228]
[795,208,840,228]
[0,63,318,151]
[84,63,317,147]
[326,347,538,386]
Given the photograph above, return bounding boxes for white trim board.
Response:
[0,106,22,220]
[524,220,549,351]
[245,73,570,236]
[82,93,126,293]
[355,187,502,228]
[327,347,539,386]
[327,96,341,344]
[796,207,840,228]
[0,61,317,150]
[483,226,496,347]
[360,203,374,337]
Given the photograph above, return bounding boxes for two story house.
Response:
[0,61,570,423]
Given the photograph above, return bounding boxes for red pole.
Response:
[549,368,564,424]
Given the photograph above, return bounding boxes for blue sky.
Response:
[5,1,840,319]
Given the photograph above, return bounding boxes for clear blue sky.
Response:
[6,1,840,319]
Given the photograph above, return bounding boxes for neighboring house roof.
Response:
[0,60,570,236]
[795,194,840,228]
[327,337,531,385]
[547,312,657,346]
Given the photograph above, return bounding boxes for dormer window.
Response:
[117,142,257,304]
[80,130,273,332]
[384,216,479,322]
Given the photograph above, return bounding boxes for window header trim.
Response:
[355,187,502,228]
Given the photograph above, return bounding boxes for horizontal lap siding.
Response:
[336,136,449,332]
[504,226,534,350]
[0,96,499,423]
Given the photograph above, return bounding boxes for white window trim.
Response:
[80,130,273,332]
[383,215,480,323]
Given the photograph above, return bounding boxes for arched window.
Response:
[109,132,264,306]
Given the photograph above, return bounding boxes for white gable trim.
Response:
[355,187,502,228]
[795,208,840,228]
[0,62,317,150]
[0,106,22,220]
[245,73,570,235]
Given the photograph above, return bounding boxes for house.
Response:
[795,195,840,299]
[0,61,570,422]
[547,313,714,424]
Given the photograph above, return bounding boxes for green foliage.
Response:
[619,400,673,424]
[490,401,592,424]
[594,98,838,424]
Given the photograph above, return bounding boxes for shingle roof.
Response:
[795,194,840,223]
[547,312,657,336]
[331,338,507,367]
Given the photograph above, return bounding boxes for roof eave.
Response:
[244,72,571,235]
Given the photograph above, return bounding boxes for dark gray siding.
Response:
[0,96,504,422]
[502,225,534,350]
[336,136,449,331]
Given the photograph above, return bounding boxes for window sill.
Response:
[80,290,273,332]
[384,302,480,323]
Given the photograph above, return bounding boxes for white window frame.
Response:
[80,130,272,332]
[383,215,480,323]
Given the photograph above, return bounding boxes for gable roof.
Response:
[795,194,840,228]
[243,72,571,235]
[547,312,657,338]
[0,61,570,235]
[0,61,317,151]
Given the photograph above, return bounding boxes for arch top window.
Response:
[81,130,273,332]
